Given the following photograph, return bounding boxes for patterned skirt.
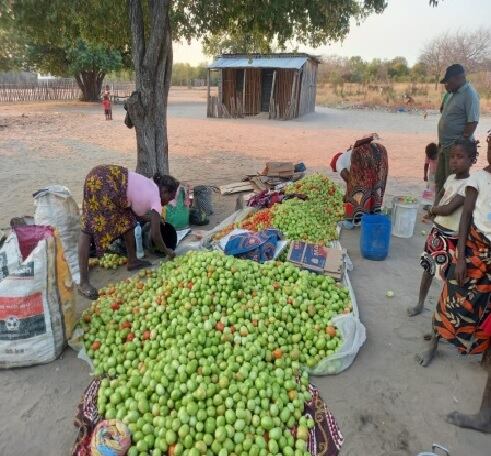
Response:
[433,224,491,354]
[420,225,458,278]
[72,379,343,456]
[81,165,136,256]
[345,142,388,223]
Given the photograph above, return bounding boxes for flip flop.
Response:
[78,286,98,300]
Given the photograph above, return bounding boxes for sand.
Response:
[0,88,490,455]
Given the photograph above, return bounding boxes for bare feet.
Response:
[407,304,423,317]
[416,347,437,367]
[446,409,491,433]
[127,259,151,271]
[78,282,98,300]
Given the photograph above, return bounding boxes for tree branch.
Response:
[143,0,170,74]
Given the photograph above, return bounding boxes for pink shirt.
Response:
[127,171,162,216]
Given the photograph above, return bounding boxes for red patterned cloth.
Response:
[72,380,343,456]
[345,141,388,223]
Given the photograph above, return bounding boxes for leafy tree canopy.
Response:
[2,0,388,66]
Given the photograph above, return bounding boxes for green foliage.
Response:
[171,63,209,85]
[202,31,278,57]
[2,0,388,75]
[67,42,122,76]
[320,55,432,85]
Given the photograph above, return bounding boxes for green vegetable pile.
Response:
[81,251,351,456]
[271,174,344,244]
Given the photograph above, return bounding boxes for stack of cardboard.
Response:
[287,241,344,281]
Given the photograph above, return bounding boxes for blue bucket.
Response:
[360,214,391,261]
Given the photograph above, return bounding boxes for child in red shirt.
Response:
[102,94,112,120]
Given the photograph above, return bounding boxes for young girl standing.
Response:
[417,137,490,370]
[408,139,476,317]
[445,132,491,433]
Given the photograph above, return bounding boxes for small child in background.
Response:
[422,142,438,207]
[102,94,112,121]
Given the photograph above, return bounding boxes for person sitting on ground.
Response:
[330,133,388,228]
[78,165,178,299]
[408,139,475,317]
[416,135,490,370]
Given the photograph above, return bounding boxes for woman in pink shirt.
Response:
[78,164,178,299]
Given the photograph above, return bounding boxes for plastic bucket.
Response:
[392,196,419,238]
[360,214,391,261]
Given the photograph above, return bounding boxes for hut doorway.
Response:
[261,69,274,112]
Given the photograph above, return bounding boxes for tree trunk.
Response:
[127,0,172,177]
[75,71,105,101]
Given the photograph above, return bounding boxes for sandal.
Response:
[78,285,98,300]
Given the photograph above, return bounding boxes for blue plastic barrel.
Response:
[360,214,391,261]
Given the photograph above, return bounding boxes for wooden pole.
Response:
[242,69,247,116]
[269,70,277,119]
[207,68,211,117]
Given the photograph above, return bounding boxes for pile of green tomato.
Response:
[81,251,351,456]
[271,174,344,244]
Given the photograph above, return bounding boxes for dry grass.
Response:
[316,82,491,113]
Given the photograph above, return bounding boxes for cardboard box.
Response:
[264,162,294,177]
[287,241,344,281]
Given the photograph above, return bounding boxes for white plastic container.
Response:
[135,223,144,259]
[391,196,419,238]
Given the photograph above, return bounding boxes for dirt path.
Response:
[0,92,490,455]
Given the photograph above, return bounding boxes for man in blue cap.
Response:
[435,64,480,195]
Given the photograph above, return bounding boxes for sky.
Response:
[173,0,491,66]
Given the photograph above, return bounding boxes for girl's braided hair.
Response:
[454,138,479,164]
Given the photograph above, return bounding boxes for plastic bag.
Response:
[200,207,256,249]
[306,256,366,375]
[0,226,75,368]
[34,185,81,284]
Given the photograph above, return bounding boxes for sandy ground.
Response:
[1,88,491,455]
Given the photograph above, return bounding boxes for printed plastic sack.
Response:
[0,232,22,281]
[224,229,282,263]
[34,185,81,284]
[0,226,75,368]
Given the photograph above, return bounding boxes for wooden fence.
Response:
[0,79,135,103]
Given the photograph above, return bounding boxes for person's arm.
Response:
[424,163,429,182]
[455,187,477,286]
[430,195,465,217]
[149,210,175,259]
[433,187,445,206]
[463,90,479,138]
[463,122,478,138]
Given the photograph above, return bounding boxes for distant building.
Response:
[207,53,319,120]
